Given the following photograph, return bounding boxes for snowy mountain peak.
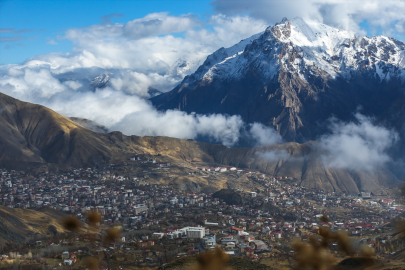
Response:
[271,17,355,51]
[90,73,111,89]
[280,17,289,24]
[183,17,405,84]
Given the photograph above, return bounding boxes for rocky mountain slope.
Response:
[151,17,405,142]
[0,92,399,193]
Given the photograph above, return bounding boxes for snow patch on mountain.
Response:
[182,32,264,85]
[169,58,203,80]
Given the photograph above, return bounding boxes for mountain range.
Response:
[151,17,405,143]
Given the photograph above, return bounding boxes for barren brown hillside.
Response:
[0,206,69,244]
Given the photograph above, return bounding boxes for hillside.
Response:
[0,91,117,169]
[0,206,69,244]
[0,92,400,193]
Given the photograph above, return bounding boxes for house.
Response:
[159,163,171,168]
[188,249,199,255]
[204,220,219,226]
[225,242,236,248]
[116,236,125,242]
[252,240,269,251]
[175,227,205,239]
[152,233,164,239]
[221,235,237,244]
[229,227,244,235]
[134,204,148,214]
[63,259,73,266]
[361,192,371,199]
[202,236,216,247]
[62,251,70,259]
[243,247,255,256]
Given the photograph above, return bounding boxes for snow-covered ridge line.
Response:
[184,17,405,84]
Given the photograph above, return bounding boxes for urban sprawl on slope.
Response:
[0,155,404,268]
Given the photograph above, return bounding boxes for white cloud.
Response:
[112,110,245,146]
[6,12,265,97]
[63,80,82,90]
[254,114,398,170]
[185,14,267,50]
[0,67,67,98]
[258,149,290,161]
[396,20,405,34]
[54,12,265,76]
[318,114,398,171]
[109,71,154,97]
[47,39,58,45]
[249,122,283,146]
[123,12,200,39]
[212,0,405,36]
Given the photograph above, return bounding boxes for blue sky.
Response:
[1,0,405,65]
[0,0,213,64]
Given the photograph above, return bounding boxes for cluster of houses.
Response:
[196,166,239,173]
[129,155,170,168]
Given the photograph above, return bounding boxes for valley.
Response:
[1,12,405,270]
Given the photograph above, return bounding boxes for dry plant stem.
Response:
[291,214,376,270]
[195,247,230,270]
[62,216,80,232]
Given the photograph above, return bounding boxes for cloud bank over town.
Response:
[318,114,398,171]
[257,114,399,171]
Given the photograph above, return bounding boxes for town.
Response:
[0,155,404,269]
